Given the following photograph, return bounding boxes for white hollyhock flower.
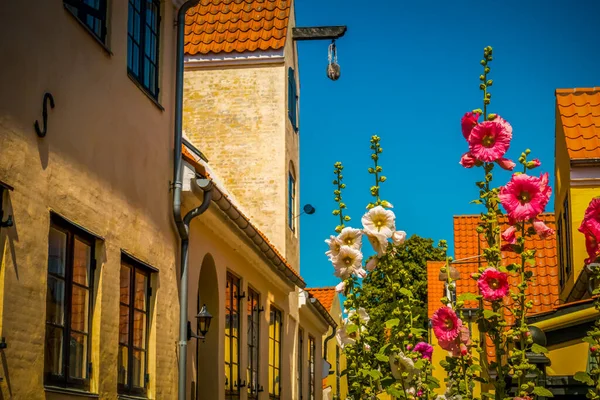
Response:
[364,230,388,257]
[337,227,363,250]
[389,352,416,381]
[348,307,370,324]
[392,230,407,245]
[335,281,346,293]
[362,206,395,238]
[335,326,355,349]
[332,246,363,279]
[325,235,342,260]
[366,257,378,271]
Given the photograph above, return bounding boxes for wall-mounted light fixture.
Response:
[0,181,14,229]
[293,203,316,220]
[187,304,212,342]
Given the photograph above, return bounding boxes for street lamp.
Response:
[187,304,212,342]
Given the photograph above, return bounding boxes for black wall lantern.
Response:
[187,304,212,342]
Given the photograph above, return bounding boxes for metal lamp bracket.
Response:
[0,182,14,228]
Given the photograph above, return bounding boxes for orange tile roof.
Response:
[306,287,337,313]
[556,88,600,160]
[184,0,291,55]
[451,213,559,360]
[427,261,446,318]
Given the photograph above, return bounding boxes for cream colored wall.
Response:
[0,2,179,399]
[183,188,301,400]
[183,64,288,258]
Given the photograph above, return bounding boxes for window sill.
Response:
[45,386,99,398]
[119,394,149,400]
[63,6,112,57]
[127,72,164,112]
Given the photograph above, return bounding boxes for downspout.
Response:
[173,2,207,399]
[323,328,337,398]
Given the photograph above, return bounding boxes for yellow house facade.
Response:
[0,1,184,398]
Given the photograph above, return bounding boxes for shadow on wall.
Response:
[193,253,219,400]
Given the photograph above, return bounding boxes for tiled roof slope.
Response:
[556,88,600,160]
[184,0,291,55]
[306,287,337,313]
[453,213,559,320]
[427,261,446,318]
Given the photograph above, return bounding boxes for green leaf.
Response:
[469,364,483,373]
[410,327,426,336]
[481,393,495,399]
[574,371,594,386]
[345,324,358,334]
[458,293,479,301]
[426,375,440,389]
[385,318,400,328]
[386,386,404,397]
[375,354,389,362]
[380,377,395,389]
[582,336,596,345]
[483,310,499,319]
[399,288,413,297]
[530,343,548,354]
[532,386,554,397]
[378,343,391,355]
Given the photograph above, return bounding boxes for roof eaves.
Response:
[307,293,337,328]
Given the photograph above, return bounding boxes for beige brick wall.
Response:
[183,63,302,270]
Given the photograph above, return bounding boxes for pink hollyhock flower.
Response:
[528,158,541,169]
[533,219,555,238]
[468,116,513,162]
[461,111,481,139]
[579,197,600,264]
[459,152,477,168]
[413,342,433,360]
[438,326,471,357]
[499,173,552,221]
[335,281,346,293]
[431,306,462,342]
[497,157,516,171]
[477,268,509,301]
[502,225,517,244]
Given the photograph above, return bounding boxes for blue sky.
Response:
[295,0,600,288]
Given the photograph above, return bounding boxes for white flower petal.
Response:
[392,230,407,245]
[361,206,396,238]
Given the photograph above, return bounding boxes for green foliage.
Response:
[362,234,445,339]
[574,371,594,386]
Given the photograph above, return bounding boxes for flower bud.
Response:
[479,83,486,90]
[487,113,497,120]
[486,80,493,86]
[380,176,387,182]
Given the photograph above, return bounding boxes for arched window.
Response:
[288,162,296,232]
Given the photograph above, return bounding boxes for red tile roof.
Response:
[427,261,446,318]
[306,287,337,313]
[556,88,600,160]
[453,213,559,318]
[184,0,291,55]
[451,213,559,360]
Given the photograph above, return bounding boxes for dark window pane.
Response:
[71,285,89,333]
[69,332,87,379]
[46,276,65,326]
[45,326,64,376]
[118,345,128,385]
[48,228,67,276]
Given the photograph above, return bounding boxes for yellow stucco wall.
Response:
[0,2,180,399]
[569,186,599,284]
[323,294,348,399]
[546,339,589,376]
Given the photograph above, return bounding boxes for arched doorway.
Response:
[193,253,219,400]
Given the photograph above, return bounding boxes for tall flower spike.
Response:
[367,135,389,209]
[332,162,350,233]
